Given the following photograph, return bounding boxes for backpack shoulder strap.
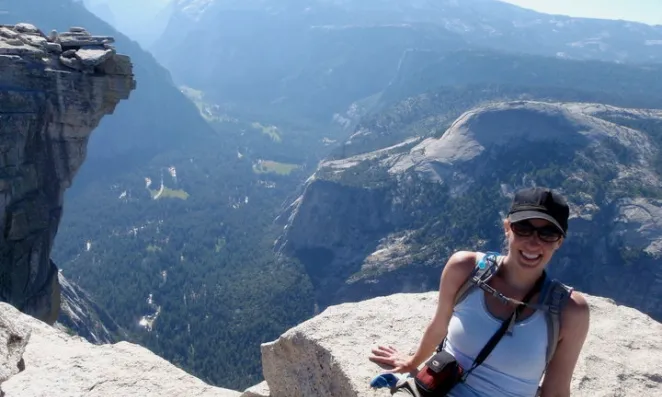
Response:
[538,277,573,368]
[437,252,502,353]
[454,251,502,307]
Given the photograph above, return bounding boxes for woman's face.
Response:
[504,218,564,271]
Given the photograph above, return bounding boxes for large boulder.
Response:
[250,291,662,397]
[0,302,240,396]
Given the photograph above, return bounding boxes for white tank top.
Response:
[443,287,548,397]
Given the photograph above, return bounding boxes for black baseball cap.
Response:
[507,187,569,236]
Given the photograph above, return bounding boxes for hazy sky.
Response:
[500,0,662,26]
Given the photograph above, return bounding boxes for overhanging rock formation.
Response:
[0,23,135,324]
[244,291,662,397]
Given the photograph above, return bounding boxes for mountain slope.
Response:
[152,0,662,123]
[278,100,662,322]
[52,136,315,389]
[155,9,466,121]
[334,47,662,158]
[57,273,127,344]
[380,48,662,108]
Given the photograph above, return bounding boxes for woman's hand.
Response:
[369,345,418,374]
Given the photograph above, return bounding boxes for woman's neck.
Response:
[499,253,545,292]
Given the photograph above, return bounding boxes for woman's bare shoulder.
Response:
[432,251,484,325]
[562,290,591,335]
[540,289,590,393]
[441,250,483,291]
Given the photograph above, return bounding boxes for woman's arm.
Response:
[370,251,478,372]
[405,250,479,369]
[538,291,590,397]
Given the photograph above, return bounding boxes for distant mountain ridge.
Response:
[335,48,662,158]
[153,0,662,125]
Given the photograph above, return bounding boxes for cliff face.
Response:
[0,23,135,324]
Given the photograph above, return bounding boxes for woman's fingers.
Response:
[369,357,392,366]
[371,344,398,356]
[370,356,394,365]
[370,346,391,357]
[369,344,407,371]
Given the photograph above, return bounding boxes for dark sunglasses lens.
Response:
[512,222,562,242]
[538,228,562,242]
[511,222,534,236]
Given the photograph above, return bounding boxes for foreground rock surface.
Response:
[0,305,29,383]
[256,291,662,397]
[0,302,240,397]
[0,23,135,324]
[241,381,270,397]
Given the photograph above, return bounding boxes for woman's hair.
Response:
[500,218,511,253]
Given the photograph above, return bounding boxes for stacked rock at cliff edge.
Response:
[0,22,135,324]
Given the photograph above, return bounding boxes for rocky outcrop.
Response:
[246,291,662,397]
[278,101,662,321]
[0,304,29,384]
[0,302,240,396]
[0,23,135,324]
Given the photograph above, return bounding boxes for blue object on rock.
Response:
[370,373,403,389]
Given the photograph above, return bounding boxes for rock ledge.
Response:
[244,291,662,397]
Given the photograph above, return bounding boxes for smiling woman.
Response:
[369,187,590,397]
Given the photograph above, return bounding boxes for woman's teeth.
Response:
[521,251,541,260]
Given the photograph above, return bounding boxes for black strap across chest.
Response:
[462,272,546,380]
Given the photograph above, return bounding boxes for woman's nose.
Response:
[525,232,544,246]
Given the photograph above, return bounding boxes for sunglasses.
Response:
[510,220,563,243]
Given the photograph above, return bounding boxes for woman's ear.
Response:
[503,218,510,234]
[555,237,565,250]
